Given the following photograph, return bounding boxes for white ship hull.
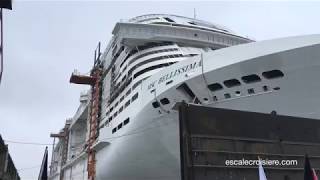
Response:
[92,35,320,180]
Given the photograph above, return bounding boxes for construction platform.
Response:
[178,103,320,180]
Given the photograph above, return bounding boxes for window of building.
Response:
[208,83,223,91]
[241,74,261,83]
[262,70,284,79]
[223,79,241,88]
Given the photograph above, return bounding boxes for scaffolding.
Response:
[69,42,103,180]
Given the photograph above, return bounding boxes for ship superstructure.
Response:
[49,14,320,180]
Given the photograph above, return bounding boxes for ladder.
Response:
[87,68,102,180]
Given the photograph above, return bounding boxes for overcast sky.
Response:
[1,1,320,179]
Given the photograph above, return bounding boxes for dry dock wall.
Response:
[179,103,320,180]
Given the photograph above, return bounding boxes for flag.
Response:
[38,146,48,180]
[313,169,318,180]
[304,155,318,180]
[258,158,267,180]
[0,0,12,10]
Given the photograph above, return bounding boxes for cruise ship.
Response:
[48,14,320,180]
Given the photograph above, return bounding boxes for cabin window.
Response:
[125,100,130,107]
[223,79,241,88]
[112,128,116,134]
[164,17,175,23]
[166,80,173,85]
[110,107,114,112]
[114,111,118,118]
[115,101,119,107]
[117,123,122,130]
[124,118,130,125]
[119,106,124,113]
[273,87,280,90]
[262,70,284,79]
[208,83,223,91]
[120,96,125,102]
[242,74,261,83]
[126,89,131,96]
[132,93,139,102]
[160,98,170,105]
[132,81,142,90]
[109,117,112,122]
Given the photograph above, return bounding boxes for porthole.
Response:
[213,96,218,101]
[208,83,223,92]
[263,85,269,92]
[248,88,255,94]
[262,70,284,79]
[242,74,261,83]
[152,101,160,108]
[235,91,241,96]
[224,79,241,88]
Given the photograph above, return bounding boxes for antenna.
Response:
[193,8,196,19]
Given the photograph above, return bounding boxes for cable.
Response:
[3,112,176,146]
[0,8,3,84]
[4,139,52,146]
[18,165,41,171]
